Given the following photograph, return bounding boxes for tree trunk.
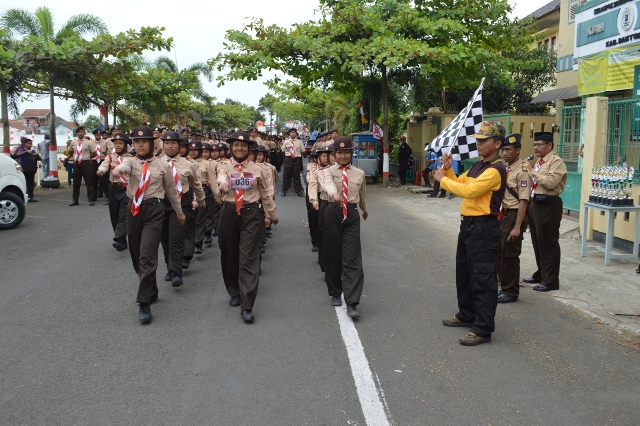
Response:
[1,80,10,154]
[381,64,390,187]
[48,78,59,180]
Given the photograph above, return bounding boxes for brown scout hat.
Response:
[112,132,131,144]
[130,125,154,140]
[226,130,255,146]
[190,140,203,150]
[332,136,353,150]
[161,131,181,141]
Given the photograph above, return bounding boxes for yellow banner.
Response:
[578,43,640,95]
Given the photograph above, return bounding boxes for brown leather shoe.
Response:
[442,316,473,327]
[459,331,491,346]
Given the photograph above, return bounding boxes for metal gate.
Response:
[558,105,583,212]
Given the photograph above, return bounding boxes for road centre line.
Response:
[335,297,391,426]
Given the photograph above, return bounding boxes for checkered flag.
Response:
[426,79,484,161]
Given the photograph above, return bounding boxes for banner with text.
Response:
[578,42,640,95]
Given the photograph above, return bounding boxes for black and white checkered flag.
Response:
[426,79,484,161]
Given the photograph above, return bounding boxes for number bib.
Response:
[230,172,255,190]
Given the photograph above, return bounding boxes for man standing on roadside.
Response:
[280,128,305,197]
[397,135,412,185]
[68,126,97,206]
[435,121,506,346]
[37,134,50,178]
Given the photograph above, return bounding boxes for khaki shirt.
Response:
[530,152,567,196]
[116,156,183,216]
[97,138,115,163]
[160,155,205,203]
[282,138,305,157]
[68,138,97,161]
[98,152,132,184]
[217,158,278,221]
[308,165,329,202]
[196,158,221,202]
[322,164,367,214]
[259,139,277,151]
[154,138,164,156]
[503,159,531,209]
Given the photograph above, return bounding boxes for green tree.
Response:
[82,114,100,131]
[2,6,107,152]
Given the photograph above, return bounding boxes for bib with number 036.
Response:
[230,172,255,190]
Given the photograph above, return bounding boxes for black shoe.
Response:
[347,304,360,319]
[103,201,109,205]
[280,191,286,197]
[88,201,95,206]
[533,284,557,292]
[69,201,79,206]
[428,193,437,198]
[438,192,446,198]
[97,191,103,198]
[164,273,171,282]
[28,198,38,202]
[212,228,218,237]
[241,310,254,323]
[182,259,189,270]
[497,293,517,303]
[260,246,265,254]
[112,241,127,251]
[266,229,272,236]
[149,294,158,304]
[297,191,305,197]
[171,273,183,287]
[204,234,212,245]
[229,296,241,307]
[139,303,152,324]
[195,245,203,255]
[311,245,318,252]
[522,277,540,284]
[331,296,342,306]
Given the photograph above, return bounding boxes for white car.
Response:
[0,152,28,230]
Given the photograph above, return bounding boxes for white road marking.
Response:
[335,297,391,426]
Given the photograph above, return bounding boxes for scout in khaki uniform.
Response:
[521,132,568,292]
[92,128,114,201]
[322,136,368,319]
[280,128,306,197]
[96,132,132,251]
[250,144,274,253]
[159,132,206,286]
[306,149,320,252]
[309,145,333,272]
[195,142,222,253]
[496,134,531,303]
[153,127,164,157]
[113,125,185,324]
[181,141,202,269]
[217,131,279,323]
[68,126,98,206]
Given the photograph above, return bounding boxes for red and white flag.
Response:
[372,122,384,140]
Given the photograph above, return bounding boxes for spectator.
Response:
[423,146,437,187]
[15,138,41,202]
[397,135,412,185]
[63,139,74,185]
[37,134,50,178]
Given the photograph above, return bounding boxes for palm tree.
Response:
[1,6,107,160]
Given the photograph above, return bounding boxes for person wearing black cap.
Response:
[435,121,506,346]
[68,126,98,206]
[112,125,185,324]
[398,135,412,185]
[97,132,132,251]
[217,131,279,323]
[95,128,115,202]
[305,148,321,252]
[309,144,333,271]
[179,136,190,159]
[521,131,567,292]
[322,136,369,319]
[153,127,164,157]
[195,142,222,252]
[180,141,203,267]
[159,132,206,286]
[280,128,305,197]
[496,133,531,303]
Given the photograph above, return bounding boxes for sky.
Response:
[4,0,551,122]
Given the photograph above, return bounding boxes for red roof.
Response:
[0,119,28,131]
[20,109,50,118]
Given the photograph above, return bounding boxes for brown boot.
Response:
[442,316,473,327]
[459,331,491,346]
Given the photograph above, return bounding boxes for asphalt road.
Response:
[1,178,639,425]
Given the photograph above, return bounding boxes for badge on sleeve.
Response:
[520,179,528,187]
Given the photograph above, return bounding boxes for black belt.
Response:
[320,200,329,206]
[534,194,558,199]
[223,202,263,210]
[505,208,518,212]
[328,203,358,209]
[111,182,126,188]
[461,215,496,222]
[140,198,162,206]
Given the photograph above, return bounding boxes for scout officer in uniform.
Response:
[96,129,115,202]
[306,149,320,252]
[195,142,221,253]
[96,132,132,251]
[180,141,202,269]
[159,131,205,286]
[496,133,531,303]
[322,137,368,319]
[435,121,506,346]
[309,145,333,272]
[521,131,567,292]
[153,127,164,156]
[280,128,306,197]
[68,126,97,206]
[217,131,279,323]
[112,125,185,324]
[251,143,275,252]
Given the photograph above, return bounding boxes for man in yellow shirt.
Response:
[434,121,507,346]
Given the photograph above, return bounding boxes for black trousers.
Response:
[323,204,364,306]
[306,189,319,245]
[531,196,563,289]
[527,203,542,282]
[282,156,302,192]
[72,161,95,202]
[455,218,501,338]
[317,200,329,272]
[496,209,526,298]
[24,173,36,198]
[161,198,186,277]
[398,160,408,184]
[218,203,263,311]
[109,183,129,243]
[195,186,214,245]
[126,200,163,304]
[182,191,197,261]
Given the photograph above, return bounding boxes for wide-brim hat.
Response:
[202,142,213,151]
[112,132,132,144]
[470,121,505,140]
[130,125,155,140]
[189,141,203,150]
[332,136,353,150]
[161,131,181,141]
[180,136,190,146]
[226,130,255,145]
